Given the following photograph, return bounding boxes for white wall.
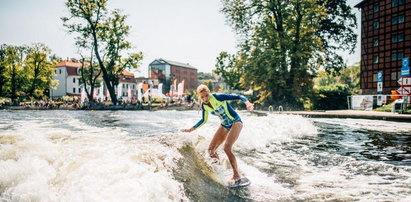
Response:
[50,67,67,98]
[67,76,82,94]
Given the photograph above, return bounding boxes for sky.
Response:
[0,0,362,77]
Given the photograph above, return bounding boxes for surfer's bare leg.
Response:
[224,122,243,180]
[208,125,229,161]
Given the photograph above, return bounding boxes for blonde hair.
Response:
[197,84,210,110]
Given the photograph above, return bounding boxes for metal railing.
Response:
[347,94,409,113]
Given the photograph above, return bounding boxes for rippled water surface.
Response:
[1,110,410,201]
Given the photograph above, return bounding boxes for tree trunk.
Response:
[0,66,5,97]
[87,26,117,104]
[29,62,40,98]
[11,66,17,104]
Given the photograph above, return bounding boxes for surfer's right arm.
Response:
[181,105,208,132]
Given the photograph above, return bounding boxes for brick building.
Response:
[148,58,198,94]
[355,0,411,94]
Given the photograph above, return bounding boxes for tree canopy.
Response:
[0,43,56,103]
[62,0,143,103]
[217,0,357,109]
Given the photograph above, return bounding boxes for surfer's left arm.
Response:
[181,105,208,132]
[213,93,254,111]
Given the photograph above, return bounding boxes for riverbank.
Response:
[3,105,411,122]
[0,103,194,111]
[274,110,411,122]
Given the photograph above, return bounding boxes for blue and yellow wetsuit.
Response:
[193,93,248,130]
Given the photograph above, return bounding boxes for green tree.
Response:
[312,62,360,110]
[314,62,360,94]
[2,45,27,103]
[218,0,357,109]
[62,0,143,104]
[215,51,243,91]
[205,80,214,92]
[25,43,55,98]
[0,45,7,96]
[198,72,214,80]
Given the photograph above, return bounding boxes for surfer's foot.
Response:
[229,176,241,183]
[211,158,220,165]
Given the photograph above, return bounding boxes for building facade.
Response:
[51,59,137,100]
[51,60,83,97]
[355,0,411,94]
[148,58,198,94]
[117,70,137,99]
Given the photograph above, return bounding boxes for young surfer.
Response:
[181,84,254,187]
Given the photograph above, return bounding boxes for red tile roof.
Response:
[119,70,136,83]
[55,60,82,68]
[120,70,134,77]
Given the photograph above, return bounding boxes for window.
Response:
[392,15,405,25]
[55,69,57,74]
[373,56,379,64]
[400,0,405,5]
[392,52,404,61]
[392,17,398,25]
[73,78,76,83]
[373,73,378,82]
[393,0,399,7]
[59,69,62,74]
[123,84,125,88]
[73,88,76,93]
[373,4,379,12]
[79,88,81,93]
[126,84,128,88]
[391,71,398,80]
[392,53,398,61]
[398,34,404,42]
[373,21,379,29]
[373,39,379,46]
[392,35,398,43]
[392,33,404,43]
[393,0,405,7]
[398,52,404,60]
[398,15,405,23]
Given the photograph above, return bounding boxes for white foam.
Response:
[1,110,410,201]
[0,118,188,202]
[312,118,411,133]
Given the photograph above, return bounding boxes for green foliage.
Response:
[311,63,359,110]
[217,0,357,109]
[0,45,7,97]
[25,43,55,98]
[314,62,360,94]
[204,80,214,92]
[62,0,143,104]
[312,84,351,110]
[215,51,243,90]
[0,44,55,102]
[198,72,214,80]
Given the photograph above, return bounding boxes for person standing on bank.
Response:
[181,84,254,186]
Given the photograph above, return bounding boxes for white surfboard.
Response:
[228,177,251,188]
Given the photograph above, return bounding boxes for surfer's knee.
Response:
[223,144,232,154]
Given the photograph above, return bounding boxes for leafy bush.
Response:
[312,85,351,110]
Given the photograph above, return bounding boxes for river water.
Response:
[0,110,410,201]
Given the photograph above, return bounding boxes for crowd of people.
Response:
[0,94,196,110]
